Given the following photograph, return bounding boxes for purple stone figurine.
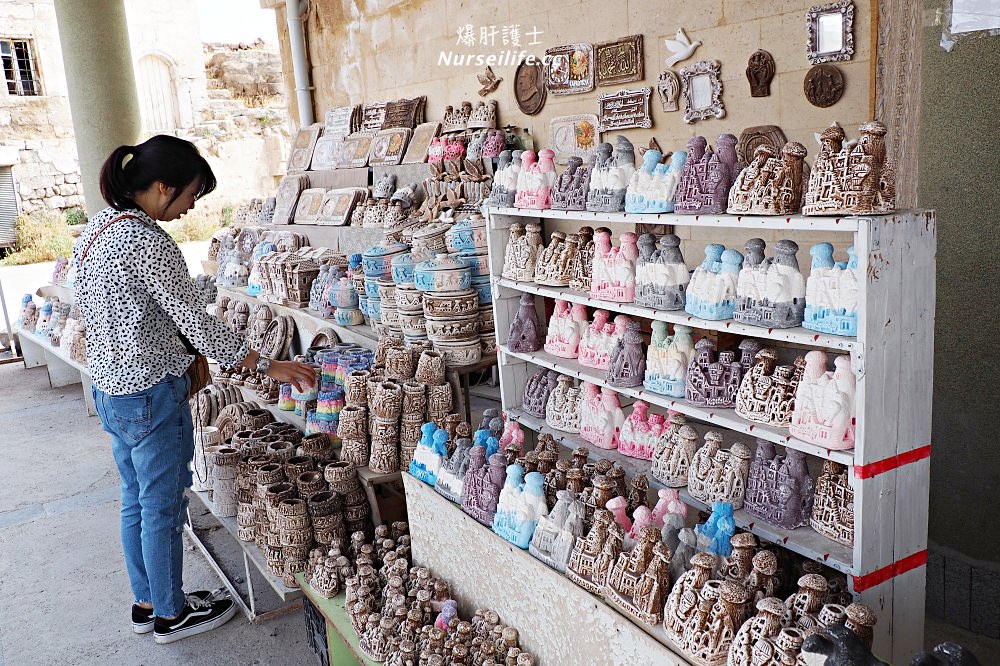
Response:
[606,321,646,388]
[461,446,508,527]
[522,368,559,418]
[674,134,743,215]
[507,293,542,353]
[743,439,815,529]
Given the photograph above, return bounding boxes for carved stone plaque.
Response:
[514,60,547,115]
[746,50,775,97]
[311,134,345,171]
[657,70,680,112]
[337,132,376,168]
[597,87,652,133]
[594,34,644,87]
[402,122,441,163]
[324,106,359,136]
[382,96,426,129]
[316,187,367,226]
[549,114,600,164]
[360,102,388,132]
[737,125,788,166]
[287,125,322,172]
[293,188,327,224]
[545,43,595,96]
[804,64,844,107]
[368,127,413,166]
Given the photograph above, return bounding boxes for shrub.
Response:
[0,210,76,266]
[65,207,88,226]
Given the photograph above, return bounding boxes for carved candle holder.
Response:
[543,300,588,359]
[589,230,638,303]
[506,294,542,353]
[734,348,806,427]
[605,321,646,388]
[803,121,896,216]
[578,312,630,371]
[687,432,753,510]
[810,461,854,546]
[802,243,859,337]
[674,134,743,215]
[624,149,688,213]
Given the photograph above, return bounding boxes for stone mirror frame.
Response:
[807,0,855,64]
[680,60,725,123]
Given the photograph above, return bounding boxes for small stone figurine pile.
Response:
[305,521,537,665]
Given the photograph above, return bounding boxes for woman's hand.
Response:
[265,359,317,392]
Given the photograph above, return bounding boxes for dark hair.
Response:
[99,135,217,213]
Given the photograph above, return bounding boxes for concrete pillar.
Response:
[53,0,142,215]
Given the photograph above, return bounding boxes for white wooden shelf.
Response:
[498,344,855,467]
[495,278,859,354]
[488,205,864,232]
[17,325,96,416]
[505,407,854,575]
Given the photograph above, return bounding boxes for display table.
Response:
[295,573,380,666]
[16,326,96,417]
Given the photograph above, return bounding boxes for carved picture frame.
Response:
[594,34,644,87]
[807,1,855,64]
[679,60,725,124]
[549,114,600,165]
[544,43,595,96]
[597,87,652,133]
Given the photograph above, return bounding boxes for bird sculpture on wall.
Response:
[478,66,503,96]
[664,28,701,68]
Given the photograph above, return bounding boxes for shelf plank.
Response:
[495,278,859,353]
[17,326,91,377]
[403,472,693,665]
[189,489,303,601]
[497,344,854,467]
[294,577,380,666]
[505,407,855,576]
[487,205,862,233]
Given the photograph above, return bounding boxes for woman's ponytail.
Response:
[99,144,138,210]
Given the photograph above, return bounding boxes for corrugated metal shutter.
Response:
[0,167,17,247]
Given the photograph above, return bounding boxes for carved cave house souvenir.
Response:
[803,121,895,216]
[674,134,742,215]
[733,238,807,328]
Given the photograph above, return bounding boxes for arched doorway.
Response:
[136,53,179,133]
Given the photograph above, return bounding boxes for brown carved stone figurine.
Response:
[727,143,809,215]
[746,50,775,97]
[803,121,896,215]
[602,526,671,625]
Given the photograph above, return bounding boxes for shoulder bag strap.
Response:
[78,213,143,265]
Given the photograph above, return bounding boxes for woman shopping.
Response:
[74,135,315,644]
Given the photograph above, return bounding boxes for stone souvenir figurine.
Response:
[743,440,815,530]
[566,509,624,595]
[728,142,809,215]
[696,501,737,558]
[733,238,806,328]
[528,489,586,572]
[498,420,525,456]
[734,348,807,427]
[534,231,579,286]
[634,234,689,310]
[674,133,743,215]
[790,351,857,450]
[545,374,581,434]
[686,337,761,408]
[625,149,688,213]
[408,422,449,486]
[685,244,744,320]
[803,243,860,337]
[492,465,550,548]
[579,384,626,450]
[513,149,558,209]
[587,136,636,212]
[606,320,646,388]
[568,226,598,293]
[578,311,627,370]
[603,526,672,626]
[663,551,748,665]
[616,401,662,460]
[644,323,694,398]
[687,433,753,509]
[810,461,854,546]
[461,446,508,527]
[506,294,542,353]
[20,299,39,331]
[502,222,544,283]
[550,155,593,211]
[434,436,474,503]
[803,121,896,216]
[489,149,521,207]
[543,300,588,358]
[589,230,639,303]
[522,368,558,418]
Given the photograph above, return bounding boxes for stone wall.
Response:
[0,0,84,212]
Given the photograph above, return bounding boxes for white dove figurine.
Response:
[664,28,701,68]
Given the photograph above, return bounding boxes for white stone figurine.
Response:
[644,322,694,398]
[685,243,744,321]
[579,384,626,450]
[803,243,860,337]
[790,350,857,450]
[529,489,586,572]
[492,465,550,549]
[734,238,807,328]
[578,312,631,370]
[634,233,689,310]
[543,299,589,359]
[625,149,688,213]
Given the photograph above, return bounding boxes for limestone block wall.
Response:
[0,0,84,212]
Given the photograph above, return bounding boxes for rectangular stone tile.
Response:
[944,555,972,630]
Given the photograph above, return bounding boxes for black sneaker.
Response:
[132,590,216,634]
[152,590,237,644]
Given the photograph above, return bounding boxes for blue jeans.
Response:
[93,373,193,617]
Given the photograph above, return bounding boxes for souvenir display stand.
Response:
[451,204,937,664]
[295,573,381,666]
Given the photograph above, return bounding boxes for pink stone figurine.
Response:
[543,300,588,358]
[651,488,688,526]
[514,149,558,210]
[589,230,638,303]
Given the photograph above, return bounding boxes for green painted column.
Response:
[53,0,141,215]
